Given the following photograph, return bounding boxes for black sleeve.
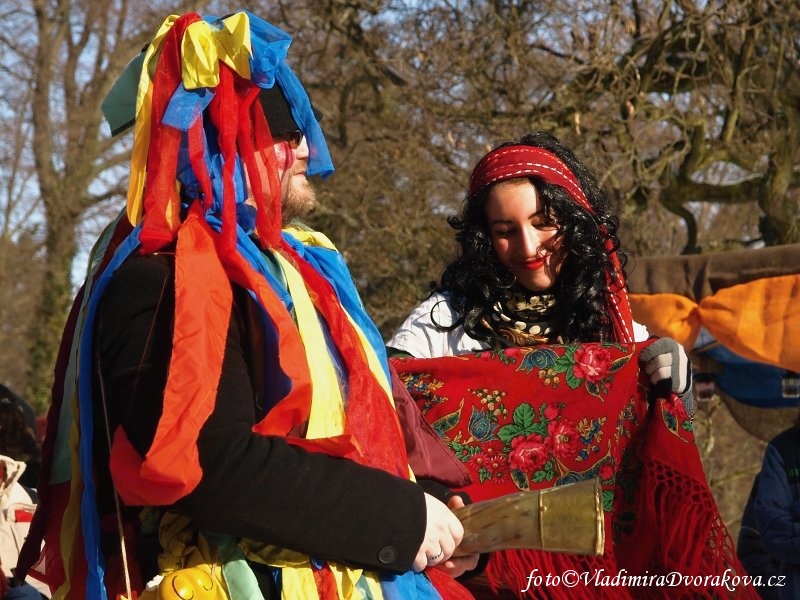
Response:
[417,479,469,505]
[95,253,426,573]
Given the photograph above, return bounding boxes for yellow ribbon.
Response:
[126,12,253,226]
[181,13,253,89]
[127,15,178,226]
[284,227,337,251]
[284,227,394,401]
[273,252,346,438]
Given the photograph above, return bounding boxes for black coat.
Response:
[93,252,427,595]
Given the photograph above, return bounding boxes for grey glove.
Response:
[639,337,695,416]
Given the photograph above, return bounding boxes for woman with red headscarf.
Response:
[386,132,717,599]
[389,131,693,413]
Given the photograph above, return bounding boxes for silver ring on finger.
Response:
[427,551,443,563]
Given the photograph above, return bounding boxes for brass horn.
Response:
[453,478,604,557]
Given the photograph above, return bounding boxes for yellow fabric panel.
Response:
[329,564,364,600]
[629,293,701,348]
[274,252,346,438]
[127,16,177,226]
[181,14,253,89]
[285,226,393,400]
[284,226,337,251]
[279,566,320,600]
[698,274,800,371]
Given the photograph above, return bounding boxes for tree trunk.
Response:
[25,215,78,413]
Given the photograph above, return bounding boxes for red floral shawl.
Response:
[392,341,758,599]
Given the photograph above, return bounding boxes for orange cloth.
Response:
[630,274,800,371]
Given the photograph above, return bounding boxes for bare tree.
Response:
[0,35,42,397]
[393,0,799,254]
[0,0,208,411]
[281,0,800,333]
[2,0,797,409]
[0,98,43,395]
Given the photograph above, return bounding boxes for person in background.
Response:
[17,10,476,599]
[388,131,694,414]
[1,454,47,599]
[738,473,782,599]
[755,415,800,599]
[0,386,40,490]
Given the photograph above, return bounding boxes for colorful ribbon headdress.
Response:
[108,10,334,252]
[469,145,634,343]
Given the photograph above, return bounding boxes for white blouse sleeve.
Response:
[632,320,650,342]
[387,293,485,358]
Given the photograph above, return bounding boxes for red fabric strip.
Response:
[251,92,284,245]
[312,563,340,600]
[186,116,214,215]
[111,208,231,505]
[278,242,410,477]
[206,64,240,257]
[139,14,200,254]
[236,86,283,247]
[426,567,476,600]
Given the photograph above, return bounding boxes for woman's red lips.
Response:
[522,257,545,270]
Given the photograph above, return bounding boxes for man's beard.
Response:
[281,164,316,223]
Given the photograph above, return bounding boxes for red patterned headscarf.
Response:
[469,144,634,343]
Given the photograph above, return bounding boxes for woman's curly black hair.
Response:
[432,131,626,345]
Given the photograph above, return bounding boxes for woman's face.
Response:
[485,179,565,292]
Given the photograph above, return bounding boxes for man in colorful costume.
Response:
[16,10,476,600]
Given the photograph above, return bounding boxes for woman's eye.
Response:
[533,219,559,231]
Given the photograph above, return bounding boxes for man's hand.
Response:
[435,495,481,577]
[413,493,464,572]
[639,337,696,416]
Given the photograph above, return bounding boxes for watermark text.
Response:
[520,568,785,593]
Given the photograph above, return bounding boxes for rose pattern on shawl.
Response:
[402,344,639,512]
[516,343,632,400]
[508,434,550,473]
[598,462,614,481]
[572,346,613,382]
[393,343,754,600]
[548,419,581,460]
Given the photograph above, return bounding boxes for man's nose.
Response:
[295,136,310,160]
